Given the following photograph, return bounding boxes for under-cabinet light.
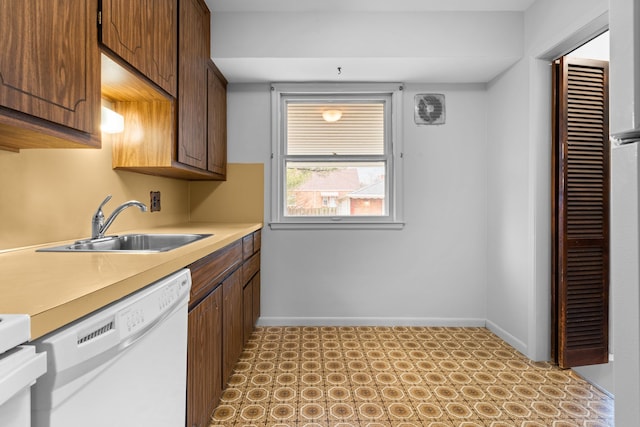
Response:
[101,106,124,134]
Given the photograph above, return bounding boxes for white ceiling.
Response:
[204,0,536,83]
[206,0,536,13]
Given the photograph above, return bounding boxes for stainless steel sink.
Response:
[37,233,212,253]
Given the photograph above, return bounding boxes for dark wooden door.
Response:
[552,56,609,368]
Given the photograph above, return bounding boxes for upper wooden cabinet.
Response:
[0,0,101,151]
[178,0,210,171]
[110,0,227,180]
[99,0,178,97]
[207,61,228,177]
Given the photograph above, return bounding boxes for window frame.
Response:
[270,83,405,230]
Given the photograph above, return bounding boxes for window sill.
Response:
[269,221,405,230]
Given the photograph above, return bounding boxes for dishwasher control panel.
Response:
[121,308,145,333]
[117,270,191,337]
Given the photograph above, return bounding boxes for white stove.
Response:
[0,315,31,354]
[0,314,47,427]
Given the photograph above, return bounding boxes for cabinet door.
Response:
[0,0,100,135]
[252,272,261,326]
[222,269,243,385]
[187,286,222,427]
[178,0,209,170]
[243,280,253,344]
[207,61,227,177]
[100,0,177,96]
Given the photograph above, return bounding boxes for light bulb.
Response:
[322,110,342,122]
[101,106,125,134]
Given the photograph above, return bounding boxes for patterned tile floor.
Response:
[209,326,614,427]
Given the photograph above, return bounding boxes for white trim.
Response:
[272,82,404,95]
[269,221,405,230]
[572,368,615,400]
[270,82,404,228]
[486,319,528,356]
[257,316,486,328]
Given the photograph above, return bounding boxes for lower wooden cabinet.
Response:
[222,268,243,385]
[186,230,261,427]
[243,278,254,344]
[252,272,261,329]
[243,272,261,344]
[242,230,262,344]
[187,285,222,427]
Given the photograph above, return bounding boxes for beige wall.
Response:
[190,163,264,223]
[0,135,190,250]
[0,129,264,251]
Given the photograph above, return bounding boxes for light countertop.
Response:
[0,222,262,339]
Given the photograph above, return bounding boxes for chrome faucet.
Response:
[91,195,148,239]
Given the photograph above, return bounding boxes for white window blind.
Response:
[286,103,384,155]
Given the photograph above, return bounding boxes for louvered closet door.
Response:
[552,57,609,368]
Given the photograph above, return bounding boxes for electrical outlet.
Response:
[150,191,161,212]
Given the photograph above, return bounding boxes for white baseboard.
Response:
[257,316,486,328]
[485,319,528,355]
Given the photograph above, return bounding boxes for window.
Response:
[270,83,404,229]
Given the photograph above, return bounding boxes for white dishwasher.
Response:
[31,269,191,427]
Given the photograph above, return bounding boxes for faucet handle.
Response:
[95,195,112,212]
[91,195,112,238]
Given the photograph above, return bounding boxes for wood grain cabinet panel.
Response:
[242,234,254,260]
[222,269,243,385]
[178,0,209,170]
[254,230,262,252]
[0,0,101,150]
[187,285,222,427]
[243,280,254,344]
[189,240,242,308]
[242,230,262,343]
[100,0,177,96]
[207,61,227,177]
[242,253,260,286]
[242,272,261,344]
[252,272,261,327]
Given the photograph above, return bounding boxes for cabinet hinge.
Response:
[97,11,102,26]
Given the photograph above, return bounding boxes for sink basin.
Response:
[37,233,212,253]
